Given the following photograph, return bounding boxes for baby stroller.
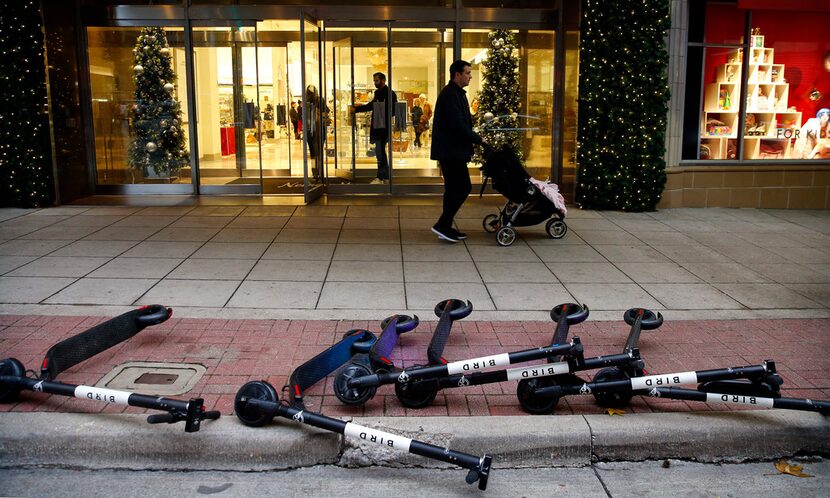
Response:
[480,145,568,246]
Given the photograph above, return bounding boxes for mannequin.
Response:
[794,108,830,159]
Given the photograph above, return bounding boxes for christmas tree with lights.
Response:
[576,0,670,211]
[0,0,54,207]
[473,29,522,164]
[128,27,188,178]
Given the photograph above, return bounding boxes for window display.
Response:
[687,3,829,161]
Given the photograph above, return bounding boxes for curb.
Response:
[1,411,827,470]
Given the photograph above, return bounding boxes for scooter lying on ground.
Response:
[517,306,663,414]
[0,305,220,432]
[530,357,830,414]
[334,299,472,406]
[344,305,587,408]
[328,312,420,406]
[234,327,493,490]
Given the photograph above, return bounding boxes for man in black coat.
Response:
[289,102,300,139]
[430,60,483,243]
[351,72,397,184]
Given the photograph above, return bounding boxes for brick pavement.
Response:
[1,314,827,418]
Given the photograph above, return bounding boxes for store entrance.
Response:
[327,26,449,193]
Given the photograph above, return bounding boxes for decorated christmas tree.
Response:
[576,0,670,211]
[0,0,54,207]
[128,27,188,178]
[473,29,522,164]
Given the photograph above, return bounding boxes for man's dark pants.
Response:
[436,160,471,231]
[374,136,390,180]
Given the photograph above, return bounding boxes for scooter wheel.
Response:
[483,214,500,233]
[592,367,633,408]
[395,378,439,408]
[235,380,278,427]
[545,218,567,239]
[496,226,516,246]
[334,362,376,406]
[0,358,25,404]
[516,376,563,415]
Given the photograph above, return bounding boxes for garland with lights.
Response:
[0,0,55,208]
[128,27,188,178]
[576,0,670,211]
[473,29,522,165]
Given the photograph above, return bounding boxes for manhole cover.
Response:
[97,362,206,396]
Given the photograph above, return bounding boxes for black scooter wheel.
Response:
[0,358,25,403]
[517,376,563,415]
[235,380,278,427]
[334,362,377,406]
[592,367,634,408]
[395,378,439,408]
[483,214,500,233]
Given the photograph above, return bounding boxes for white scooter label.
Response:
[74,386,130,405]
[447,353,510,375]
[506,362,570,381]
[344,423,412,452]
[706,393,775,407]
[630,371,697,390]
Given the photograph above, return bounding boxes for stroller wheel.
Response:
[496,226,516,246]
[592,367,634,408]
[334,362,377,405]
[482,214,500,233]
[235,380,278,427]
[545,219,568,239]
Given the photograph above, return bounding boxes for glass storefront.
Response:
[81,6,564,199]
[684,2,830,161]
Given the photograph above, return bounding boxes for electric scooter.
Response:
[234,327,493,490]
[517,306,663,413]
[333,298,472,406]
[0,305,220,432]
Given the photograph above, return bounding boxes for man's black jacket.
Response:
[430,80,482,163]
[354,85,397,142]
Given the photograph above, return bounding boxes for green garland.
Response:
[576,0,671,211]
[0,0,55,208]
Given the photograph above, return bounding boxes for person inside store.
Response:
[411,97,424,148]
[430,59,483,243]
[795,108,830,159]
[351,72,397,184]
[289,102,300,140]
[420,94,433,147]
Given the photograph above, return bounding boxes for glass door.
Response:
[331,37,355,183]
[301,15,325,203]
[191,25,262,194]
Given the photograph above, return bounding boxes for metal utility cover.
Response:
[97,362,206,396]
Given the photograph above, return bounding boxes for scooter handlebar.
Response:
[146,409,220,425]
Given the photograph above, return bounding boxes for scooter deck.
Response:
[289,330,376,407]
[368,317,405,366]
[41,305,171,380]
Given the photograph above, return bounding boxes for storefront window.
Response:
[87,26,191,185]
[685,2,830,161]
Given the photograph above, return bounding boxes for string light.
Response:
[575,0,670,212]
[0,0,54,207]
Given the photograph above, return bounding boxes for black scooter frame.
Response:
[646,386,830,414]
[0,305,220,432]
[235,328,492,490]
[518,306,663,413]
[394,302,590,409]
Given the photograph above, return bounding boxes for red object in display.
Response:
[220,126,235,156]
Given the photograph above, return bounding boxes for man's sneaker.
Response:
[431,225,459,243]
[451,228,468,240]
[370,178,383,184]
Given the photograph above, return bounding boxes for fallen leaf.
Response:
[774,460,813,478]
[605,408,625,416]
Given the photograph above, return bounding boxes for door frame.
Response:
[300,12,326,204]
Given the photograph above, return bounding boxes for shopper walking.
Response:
[430,60,483,243]
[351,72,397,184]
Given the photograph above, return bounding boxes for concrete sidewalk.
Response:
[1,202,828,470]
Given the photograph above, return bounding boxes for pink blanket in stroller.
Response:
[529,178,567,216]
